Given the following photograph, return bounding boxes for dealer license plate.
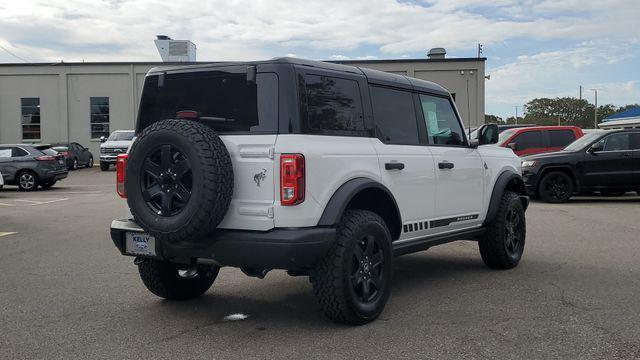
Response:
[125,232,156,256]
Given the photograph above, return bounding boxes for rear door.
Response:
[369,85,437,240]
[417,93,484,232]
[581,132,634,187]
[547,129,577,152]
[138,65,281,231]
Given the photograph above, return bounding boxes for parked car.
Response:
[0,144,68,191]
[522,129,640,202]
[100,130,135,171]
[498,126,584,156]
[470,123,537,139]
[109,58,529,325]
[51,142,94,170]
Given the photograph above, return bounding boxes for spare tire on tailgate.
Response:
[125,119,233,243]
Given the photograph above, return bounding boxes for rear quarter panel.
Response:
[274,135,381,227]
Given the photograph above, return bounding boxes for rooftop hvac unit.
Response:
[154,35,196,62]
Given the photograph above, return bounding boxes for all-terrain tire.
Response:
[479,191,526,269]
[125,120,233,243]
[100,162,109,171]
[311,210,393,325]
[138,259,219,300]
[538,171,573,203]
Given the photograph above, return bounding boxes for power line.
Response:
[0,44,29,62]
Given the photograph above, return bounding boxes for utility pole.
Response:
[514,106,519,124]
[590,89,602,128]
[579,85,582,100]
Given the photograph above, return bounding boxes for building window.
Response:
[21,98,41,141]
[90,97,110,139]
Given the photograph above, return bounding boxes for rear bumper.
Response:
[41,169,68,182]
[110,219,336,270]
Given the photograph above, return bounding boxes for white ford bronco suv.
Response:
[110,58,528,325]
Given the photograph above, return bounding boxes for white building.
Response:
[0,52,485,156]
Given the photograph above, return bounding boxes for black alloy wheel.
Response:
[350,235,386,304]
[539,171,573,203]
[504,207,524,259]
[140,144,193,217]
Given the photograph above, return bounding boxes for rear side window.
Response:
[512,131,544,150]
[548,130,576,147]
[371,86,419,145]
[299,74,365,135]
[419,94,465,146]
[0,147,11,158]
[2,147,29,157]
[138,71,278,133]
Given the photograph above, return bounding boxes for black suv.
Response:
[522,129,640,202]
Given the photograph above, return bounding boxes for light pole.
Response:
[590,89,602,128]
[514,106,519,124]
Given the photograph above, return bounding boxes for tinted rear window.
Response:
[371,86,419,145]
[299,74,365,135]
[138,71,278,133]
[40,148,58,156]
[548,129,576,147]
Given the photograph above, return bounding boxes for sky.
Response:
[0,0,638,119]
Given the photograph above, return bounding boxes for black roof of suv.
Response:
[147,57,450,95]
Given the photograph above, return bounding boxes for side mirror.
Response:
[477,124,499,145]
[100,136,107,143]
[588,142,603,154]
[507,142,518,151]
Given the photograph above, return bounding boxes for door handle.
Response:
[385,162,405,170]
[438,162,454,170]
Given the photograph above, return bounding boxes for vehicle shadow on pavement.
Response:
[128,254,489,330]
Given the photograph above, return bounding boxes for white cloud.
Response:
[0,0,638,62]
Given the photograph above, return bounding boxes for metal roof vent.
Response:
[427,48,446,59]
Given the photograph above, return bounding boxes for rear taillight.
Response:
[116,154,128,198]
[35,155,56,161]
[280,154,305,206]
[61,151,69,157]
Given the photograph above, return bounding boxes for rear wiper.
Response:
[199,117,236,122]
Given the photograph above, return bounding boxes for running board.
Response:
[392,228,485,257]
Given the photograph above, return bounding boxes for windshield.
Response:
[498,129,516,144]
[108,131,135,141]
[138,69,278,133]
[563,132,602,151]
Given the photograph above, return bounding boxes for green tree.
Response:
[485,114,503,124]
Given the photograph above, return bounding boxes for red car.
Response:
[498,126,584,156]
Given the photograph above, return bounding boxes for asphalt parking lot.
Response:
[1,168,639,359]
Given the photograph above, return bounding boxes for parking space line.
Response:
[0,232,17,237]
[0,202,15,207]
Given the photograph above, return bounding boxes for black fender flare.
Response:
[318,177,402,228]
[483,170,528,226]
